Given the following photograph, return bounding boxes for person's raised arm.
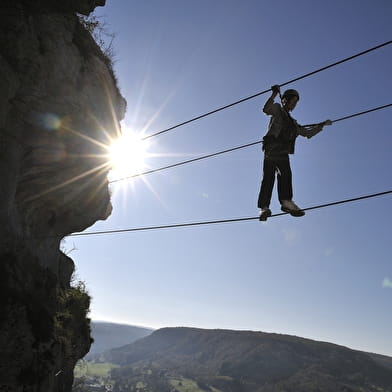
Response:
[298,119,332,139]
[263,85,280,115]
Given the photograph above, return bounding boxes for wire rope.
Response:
[68,190,392,237]
[141,40,392,140]
[110,103,392,184]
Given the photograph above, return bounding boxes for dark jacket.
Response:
[262,98,323,155]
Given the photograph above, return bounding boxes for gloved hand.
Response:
[271,85,280,94]
[323,119,332,126]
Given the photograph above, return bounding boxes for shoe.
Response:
[259,207,272,221]
[281,200,305,217]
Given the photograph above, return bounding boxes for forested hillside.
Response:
[84,327,392,392]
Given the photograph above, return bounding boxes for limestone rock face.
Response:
[0,0,125,390]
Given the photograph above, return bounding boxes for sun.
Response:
[108,130,149,181]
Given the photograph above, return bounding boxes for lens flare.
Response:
[41,113,62,131]
[108,131,149,180]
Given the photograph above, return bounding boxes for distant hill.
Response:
[367,352,392,370]
[86,321,153,358]
[92,327,392,392]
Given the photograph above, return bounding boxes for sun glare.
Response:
[108,131,149,181]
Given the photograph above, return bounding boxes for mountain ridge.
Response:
[92,326,392,392]
[86,321,153,358]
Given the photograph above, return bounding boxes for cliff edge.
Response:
[0,0,125,390]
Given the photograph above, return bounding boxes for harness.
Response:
[262,106,298,155]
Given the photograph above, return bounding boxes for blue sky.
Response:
[66,0,392,356]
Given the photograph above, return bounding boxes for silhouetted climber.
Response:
[258,85,332,221]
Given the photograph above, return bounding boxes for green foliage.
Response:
[169,377,219,392]
[75,361,119,378]
[54,281,91,359]
[108,364,172,392]
[62,280,91,320]
[78,13,116,69]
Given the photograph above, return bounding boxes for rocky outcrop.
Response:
[0,0,125,390]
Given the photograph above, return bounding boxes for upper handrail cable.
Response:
[141,40,392,140]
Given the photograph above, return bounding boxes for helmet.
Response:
[282,89,300,101]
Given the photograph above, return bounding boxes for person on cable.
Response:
[258,85,332,221]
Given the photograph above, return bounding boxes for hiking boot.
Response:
[281,200,305,217]
[259,207,272,221]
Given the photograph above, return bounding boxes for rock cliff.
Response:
[0,0,126,390]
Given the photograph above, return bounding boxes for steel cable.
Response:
[141,40,392,140]
[68,190,392,237]
[110,103,392,184]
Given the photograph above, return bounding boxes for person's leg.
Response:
[257,156,276,209]
[277,156,305,217]
[276,155,293,203]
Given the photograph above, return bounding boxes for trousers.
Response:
[257,154,293,208]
